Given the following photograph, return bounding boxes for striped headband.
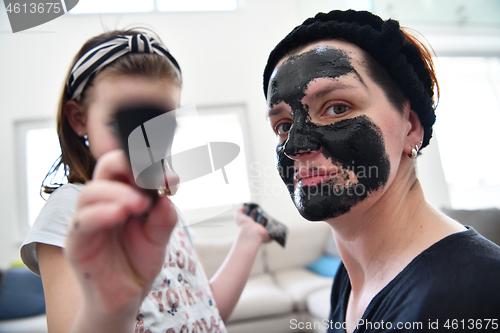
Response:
[66,32,181,101]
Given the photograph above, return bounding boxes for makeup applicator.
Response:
[244,203,288,247]
[113,104,178,198]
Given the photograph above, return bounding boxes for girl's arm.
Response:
[208,207,270,321]
[39,150,178,333]
[38,243,84,333]
[38,242,141,333]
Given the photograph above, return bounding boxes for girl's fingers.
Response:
[94,150,181,198]
[77,149,178,249]
[93,150,135,183]
[119,197,178,279]
[235,207,253,226]
[65,203,121,264]
[143,196,178,246]
[70,201,133,236]
[76,180,151,212]
[70,179,177,255]
[234,206,272,243]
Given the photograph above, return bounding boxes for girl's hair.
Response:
[42,29,181,195]
[263,10,439,149]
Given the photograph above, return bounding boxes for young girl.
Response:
[21,28,269,333]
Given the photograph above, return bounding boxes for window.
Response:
[107,104,251,225]
[70,0,238,14]
[434,57,500,209]
[70,0,154,14]
[168,105,251,225]
[17,105,251,231]
[16,119,62,236]
[157,0,237,12]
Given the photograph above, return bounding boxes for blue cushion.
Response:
[307,254,342,277]
[0,268,45,320]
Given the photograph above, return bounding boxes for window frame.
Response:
[15,104,253,239]
[15,117,57,240]
[69,0,240,15]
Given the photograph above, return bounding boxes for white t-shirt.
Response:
[21,183,226,333]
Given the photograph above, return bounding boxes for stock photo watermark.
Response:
[3,0,78,33]
[290,318,500,331]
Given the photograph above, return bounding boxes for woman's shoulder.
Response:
[369,233,500,325]
[399,229,500,310]
[421,227,500,266]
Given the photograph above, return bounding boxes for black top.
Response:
[328,228,500,332]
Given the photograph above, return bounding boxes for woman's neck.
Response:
[327,174,465,325]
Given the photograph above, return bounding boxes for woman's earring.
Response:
[410,147,418,159]
[409,144,420,159]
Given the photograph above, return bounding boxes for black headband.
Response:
[263,10,436,148]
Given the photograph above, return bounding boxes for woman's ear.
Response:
[65,100,87,136]
[403,109,424,157]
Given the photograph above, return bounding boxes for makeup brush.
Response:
[112,104,178,198]
[244,203,287,247]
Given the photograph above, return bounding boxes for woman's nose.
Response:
[283,120,321,159]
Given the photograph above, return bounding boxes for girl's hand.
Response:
[235,206,272,244]
[208,206,271,321]
[64,150,178,318]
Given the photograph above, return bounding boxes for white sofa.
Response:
[194,221,338,333]
[4,208,499,333]
[0,222,338,333]
[0,315,48,333]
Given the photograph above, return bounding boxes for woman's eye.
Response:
[325,104,349,115]
[275,122,292,135]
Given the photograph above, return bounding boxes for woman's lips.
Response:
[296,168,339,186]
[299,175,332,186]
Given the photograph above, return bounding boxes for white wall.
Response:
[1,0,499,268]
[0,0,306,268]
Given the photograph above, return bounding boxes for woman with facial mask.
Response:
[264,10,500,333]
